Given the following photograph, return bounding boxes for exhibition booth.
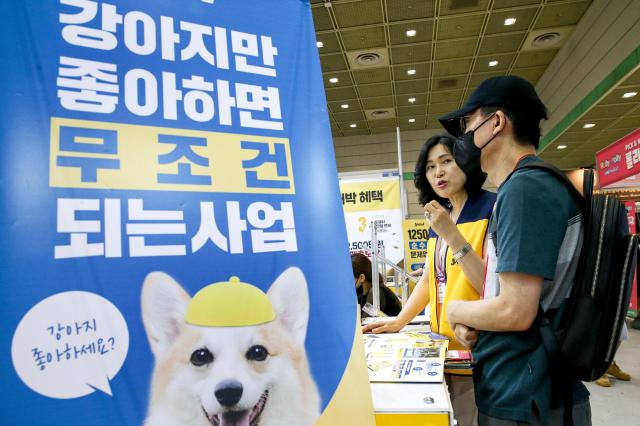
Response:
[2,1,378,425]
[2,2,637,426]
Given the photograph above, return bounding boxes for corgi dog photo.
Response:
[141,267,321,426]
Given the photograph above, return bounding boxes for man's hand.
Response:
[445,299,462,328]
[446,299,478,348]
[454,324,478,349]
[362,319,403,334]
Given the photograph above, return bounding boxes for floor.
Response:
[585,319,640,426]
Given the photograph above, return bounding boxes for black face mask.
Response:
[453,113,497,175]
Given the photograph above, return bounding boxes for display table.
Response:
[371,382,453,426]
[363,319,455,426]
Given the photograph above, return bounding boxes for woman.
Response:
[351,252,402,317]
[363,133,495,426]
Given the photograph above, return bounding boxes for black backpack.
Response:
[507,162,637,382]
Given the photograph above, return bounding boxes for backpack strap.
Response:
[536,306,575,425]
[536,305,559,355]
[582,168,595,199]
[503,161,586,210]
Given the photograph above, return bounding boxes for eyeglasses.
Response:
[459,112,496,134]
[459,115,472,134]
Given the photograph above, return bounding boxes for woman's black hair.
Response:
[413,133,487,206]
[351,252,384,287]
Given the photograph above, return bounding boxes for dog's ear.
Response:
[141,272,190,358]
[267,267,309,346]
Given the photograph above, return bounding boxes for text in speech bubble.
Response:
[11,291,129,399]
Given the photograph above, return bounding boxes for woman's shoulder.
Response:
[475,189,497,204]
[458,190,495,223]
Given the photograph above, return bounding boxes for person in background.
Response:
[595,324,631,387]
[441,75,591,425]
[351,252,402,317]
[363,133,496,426]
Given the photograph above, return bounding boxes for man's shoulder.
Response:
[499,165,575,210]
[503,166,563,192]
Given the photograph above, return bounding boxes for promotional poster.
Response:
[596,128,640,188]
[625,201,638,313]
[339,176,404,264]
[0,1,374,424]
[402,218,429,274]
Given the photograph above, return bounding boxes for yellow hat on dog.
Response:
[185,276,276,327]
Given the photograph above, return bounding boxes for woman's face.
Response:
[354,274,365,295]
[425,143,467,199]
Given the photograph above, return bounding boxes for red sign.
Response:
[625,201,638,312]
[596,128,640,188]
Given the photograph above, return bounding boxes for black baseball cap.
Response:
[438,75,548,137]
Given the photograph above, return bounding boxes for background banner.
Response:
[625,201,638,313]
[0,1,374,424]
[402,219,429,274]
[595,128,640,188]
[339,177,404,264]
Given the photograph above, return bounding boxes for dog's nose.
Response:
[214,380,243,407]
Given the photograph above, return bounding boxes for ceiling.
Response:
[312,0,640,169]
[539,66,640,169]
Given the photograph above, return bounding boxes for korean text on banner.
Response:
[596,128,640,188]
[403,219,429,274]
[625,201,638,313]
[0,1,374,425]
[340,177,404,264]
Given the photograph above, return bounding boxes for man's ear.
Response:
[493,110,507,135]
[141,272,190,358]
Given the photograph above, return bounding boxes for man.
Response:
[438,76,591,425]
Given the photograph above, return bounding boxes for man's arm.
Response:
[447,271,541,332]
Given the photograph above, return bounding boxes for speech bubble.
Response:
[11,291,129,399]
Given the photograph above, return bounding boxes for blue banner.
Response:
[0,1,372,424]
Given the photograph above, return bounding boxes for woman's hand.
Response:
[408,268,424,279]
[424,200,456,238]
[424,200,465,250]
[362,319,403,334]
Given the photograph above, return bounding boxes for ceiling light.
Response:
[557,145,567,150]
[316,41,323,48]
[406,29,417,37]
[622,91,638,98]
[583,123,596,129]
[407,69,416,75]
[504,18,517,26]
[349,123,357,128]
[408,97,416,103]
[341,104,349,109]
[329,77,339,83]
[488,60,499,67]
[408,118,416,123]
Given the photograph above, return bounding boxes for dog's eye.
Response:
[190,348,214,366]
[246,345,269,362]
